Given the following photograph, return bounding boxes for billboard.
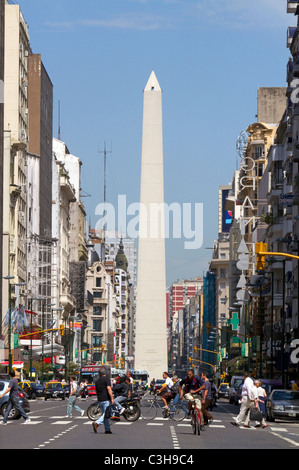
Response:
[221,189,233,233]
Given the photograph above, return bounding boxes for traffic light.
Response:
[255,242,267,271]
[60,324,65,336]
[206,322,211,335]
[189,357,192,363]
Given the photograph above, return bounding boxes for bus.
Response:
[80,364,111,393]
[131,370,149,388]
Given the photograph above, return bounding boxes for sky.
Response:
[15,0,293,286]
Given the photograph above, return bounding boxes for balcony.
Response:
[287,1,299,13]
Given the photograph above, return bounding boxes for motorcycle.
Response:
[87,394,142,422]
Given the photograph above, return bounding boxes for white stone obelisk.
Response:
[134,71,168,380]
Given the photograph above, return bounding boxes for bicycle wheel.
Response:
[191,413,197,435]
[140,400,157,420]
[170,404,187,422]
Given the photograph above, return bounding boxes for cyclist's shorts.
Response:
[184,393,202,410]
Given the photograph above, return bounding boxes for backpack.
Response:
[105,404,120,421]
[75,383,83,397]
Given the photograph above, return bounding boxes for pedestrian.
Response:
[0,370,31,425]
[150,378,156,395]
[231,371,254,428]
[66,376,84,418]
[80,379,89,399]
[201,372,214,425]
[126,370,134,388]
[249,380,268,429]
[92,367,114,434]
[256,380,267,419]
[292,379,299,392]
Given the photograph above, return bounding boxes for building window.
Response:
[96,278,102,287]
[92,336,102,347]
[220,269,226,278]
[93,306,102,316]
[93,320,102,332]
[94,291,102,299]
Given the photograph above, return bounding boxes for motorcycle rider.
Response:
[112,374,129,415]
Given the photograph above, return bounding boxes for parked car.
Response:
[218,383,229,399]
[0,380,30,420]
[228,376,244,404]
[266,389,299,422]
[18,381,44,399]
[44,381,65,401]
[154,379,165,392]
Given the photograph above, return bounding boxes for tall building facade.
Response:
[0,0,4,340]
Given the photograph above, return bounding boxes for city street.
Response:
[1,397,299,451]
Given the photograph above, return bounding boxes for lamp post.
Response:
[3,276,15,371]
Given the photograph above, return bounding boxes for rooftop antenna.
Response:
[99,141,112,262]
[58,100,61,140]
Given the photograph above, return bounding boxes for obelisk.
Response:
[134,71,168,381]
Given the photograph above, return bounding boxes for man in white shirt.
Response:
[231,372,254,428]
[157,371,174,413]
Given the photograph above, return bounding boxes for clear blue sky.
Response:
[17,0,292,286]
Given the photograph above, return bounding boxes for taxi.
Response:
[44,380,65,401]
[18,381,44,399]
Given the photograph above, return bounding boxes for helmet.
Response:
[117,374,126,383]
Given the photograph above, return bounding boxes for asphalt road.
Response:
[1,396,299,452]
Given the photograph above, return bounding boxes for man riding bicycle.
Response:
[178,369,205,429]
[157,371,174,415]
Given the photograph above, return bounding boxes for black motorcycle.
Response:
[87,394,142,422]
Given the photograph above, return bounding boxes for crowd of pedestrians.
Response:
[0,367,282,433]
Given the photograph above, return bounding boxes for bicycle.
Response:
[190,402,202,436]
[140,392,187,421]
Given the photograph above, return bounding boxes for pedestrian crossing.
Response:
[5,413,299,437]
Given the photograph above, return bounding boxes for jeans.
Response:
[95,400,111,431]
[67,395,83,417]
[170,393,189,414]
[114,396,126,411]
[3,397,29,423]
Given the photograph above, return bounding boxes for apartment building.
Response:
[2,2,29,302]
[0,0,4,339]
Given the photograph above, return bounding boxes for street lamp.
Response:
[2,276,15,371]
